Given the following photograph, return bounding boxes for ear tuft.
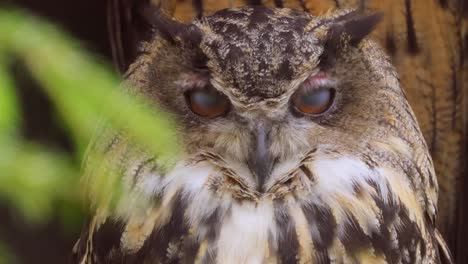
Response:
[319,11,383,69]
[140,4,203,46]
[341,12,383,46]
[327,11,383,48]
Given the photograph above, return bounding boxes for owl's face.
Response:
[133,7,394,192]
[96,6,440,262]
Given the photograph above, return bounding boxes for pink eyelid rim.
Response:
[176,73,209,91]
[305,72,333,87]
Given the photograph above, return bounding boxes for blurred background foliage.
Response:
[0,4,179,264]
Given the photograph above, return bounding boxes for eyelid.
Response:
[295,75,334,98]
[303,72,334,88]
[176,73,210,92]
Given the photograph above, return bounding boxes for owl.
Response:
[73,5,453,264]
[108,1,468,258]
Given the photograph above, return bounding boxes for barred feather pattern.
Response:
[75,140,442,263]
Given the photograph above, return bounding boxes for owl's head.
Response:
[126,6,424,197]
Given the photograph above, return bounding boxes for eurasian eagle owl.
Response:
[73,5,452,264]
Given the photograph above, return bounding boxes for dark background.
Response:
[1,0,111,263]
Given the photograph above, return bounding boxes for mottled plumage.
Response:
[74,5,453,264]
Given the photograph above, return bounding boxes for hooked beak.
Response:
[247,122,275,190]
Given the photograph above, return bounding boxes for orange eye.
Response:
[185,88,230,118]
[291,85,335,115]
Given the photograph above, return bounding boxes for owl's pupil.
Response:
[186,89,230,118]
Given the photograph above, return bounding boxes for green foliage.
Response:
[0,141,79,222]
[0,6,181,260]
[0,55,18,135]
[0,8,180,161]
[0,241,17,264]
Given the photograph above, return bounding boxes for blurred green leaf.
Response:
[0,241,17,264]
[0,141,79,223]
[0,7,183,216]
[0,54,18,136]
[0,8,180,165]
[0,6,184,261]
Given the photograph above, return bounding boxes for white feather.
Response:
[216,199,276,264]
